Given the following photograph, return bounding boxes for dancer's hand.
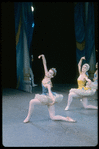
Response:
[48,101,55,106]
[81,56,85,60]
[48,98,55,106]
[38,54,44,59]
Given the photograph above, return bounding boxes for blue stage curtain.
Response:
[14,2,34,90]
[85,2,95,63]
[74,2,96,65]
[74,2,85,64]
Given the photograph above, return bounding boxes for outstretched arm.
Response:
[38,54,48,75]
[78,56,85,74]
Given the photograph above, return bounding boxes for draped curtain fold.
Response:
[74,2,96,69]
[14,2,34,91]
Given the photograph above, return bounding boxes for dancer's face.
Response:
[48,69,54,78]
[82,65,87,73]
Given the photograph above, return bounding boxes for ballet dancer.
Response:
[24,54,76,123]
[65,56,98,111]
[90,62,98,89]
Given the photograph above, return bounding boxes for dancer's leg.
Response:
[65,92,79,110]
[82,97,98,109]
[23,98,42,123]
[48,105,76,122]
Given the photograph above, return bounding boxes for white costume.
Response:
[35,81,63,105]
[24,55,76,123]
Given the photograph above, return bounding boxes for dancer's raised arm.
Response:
[38,54,48,76]
[78,56,85,74]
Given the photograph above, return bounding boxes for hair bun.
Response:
[51,68,57,76]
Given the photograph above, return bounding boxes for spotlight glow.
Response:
[32,23,35,27]
[31,6,34,12]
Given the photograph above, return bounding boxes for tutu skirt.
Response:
[34,92,63,105]
[70,88,96,96]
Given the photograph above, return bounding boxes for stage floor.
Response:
[2,84,98,147]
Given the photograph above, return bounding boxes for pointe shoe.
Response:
[23,117,30,123]
[66,117,76,123]
[65,106,69,111]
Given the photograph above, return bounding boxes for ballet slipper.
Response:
[65,106,69,111]
[23,117,30,123]
[66,117,76,123]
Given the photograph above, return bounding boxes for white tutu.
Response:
[70,88,96,96]
[34,93,63,105]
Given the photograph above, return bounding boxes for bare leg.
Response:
[65,92,80,110]
[48,105,76,122]
[23,98,42,123]
[81,97,98,109]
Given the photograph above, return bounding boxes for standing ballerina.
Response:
[24,54,76,123]
[65,56,98,111]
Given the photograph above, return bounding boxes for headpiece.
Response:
[51,68,57,76]
[83,63,90,71]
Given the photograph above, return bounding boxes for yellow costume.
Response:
[77,80,91,90]
[69,80,96,96]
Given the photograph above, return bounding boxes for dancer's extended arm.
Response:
[78,56,85,74]
[38,54,48,76]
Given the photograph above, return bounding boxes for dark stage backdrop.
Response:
[1,2,82,88]
[1,2,98,89]
[1,2,16,88]
[32,2,77,84]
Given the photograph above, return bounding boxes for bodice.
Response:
[42,77,52,87]
[42,83,49,95]
[77,80,90,90]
